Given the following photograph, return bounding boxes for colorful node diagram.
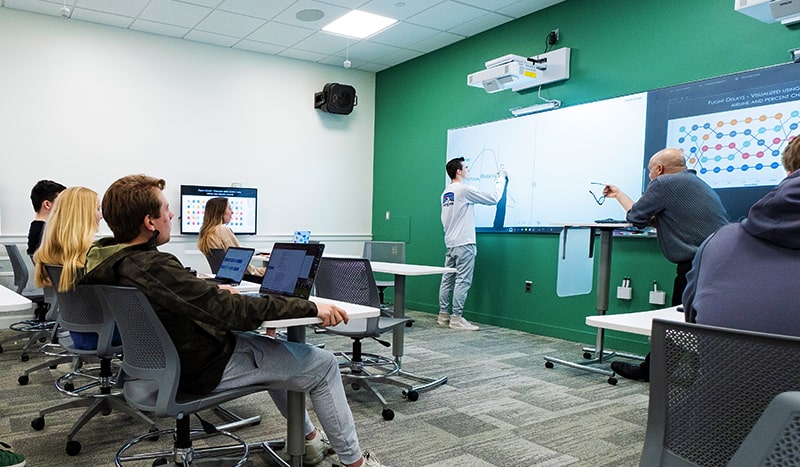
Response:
[668,104,799,188]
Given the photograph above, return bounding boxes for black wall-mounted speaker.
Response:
[314,83,357,115]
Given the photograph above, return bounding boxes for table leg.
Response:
[286,326,306,467]
[543,227,617,383]
[391,274,448,394]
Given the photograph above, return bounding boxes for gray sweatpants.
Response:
[214,332,361,465]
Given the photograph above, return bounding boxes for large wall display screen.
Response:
[180,185,258,235]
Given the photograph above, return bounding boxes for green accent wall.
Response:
[372,0,798,354]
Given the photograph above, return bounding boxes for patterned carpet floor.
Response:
[0,310,650,466]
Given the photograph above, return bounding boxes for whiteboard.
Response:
[446,93,648,231]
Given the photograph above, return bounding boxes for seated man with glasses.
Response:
[600,147,729,382]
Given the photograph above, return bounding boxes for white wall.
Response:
[0,9,375,248]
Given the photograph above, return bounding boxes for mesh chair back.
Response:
[97,285,180,415]
[206,248,226,274]
[728,391,800,466]
[641,319,800,467]
[5,244,32,294]
[362,241,405,264]
[44,265,117,356]
[316,257,381,308]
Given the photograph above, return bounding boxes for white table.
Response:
[543,223,631,384]
[261,296,379,467]
[585,306,686,336]
[368,261,455,394]
[0,285,34,329]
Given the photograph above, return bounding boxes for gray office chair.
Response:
[205,248,226,274]
[30,266,156,456]
[0,244,55,361]
[640,319,800,467]
[314,257,413,421]
[97,285,287,466]
[727,391,800,466]
[362,241,405,316]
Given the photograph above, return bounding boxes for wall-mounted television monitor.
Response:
[180,185,258,235]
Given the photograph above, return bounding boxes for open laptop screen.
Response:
[259,243,324,299]
[215,247,255,284]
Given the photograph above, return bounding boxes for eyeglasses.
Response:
[589,190,606,205]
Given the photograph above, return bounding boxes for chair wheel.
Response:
[381,408,395,420]
[351,383,361,391]
[31,416,45,431]
[66,440,81,456]
[146,427,160,442]
[0,344,4,353]
[39,336,47,343]
[583,352,593,359]
[21,354,30,362]
[64,381,75,392]
[18,374,29,385]
[405,320,413,327]
[49,364,58,369]
[102,407,113,416]
[404,390,419,402]
[153,457,169,466]
[545,361,554,369]
[608,377,618,385]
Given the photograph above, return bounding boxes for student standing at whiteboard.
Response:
[438,157,507,331]
[602,147,729,382]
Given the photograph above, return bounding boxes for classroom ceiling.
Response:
[1,0,565,72]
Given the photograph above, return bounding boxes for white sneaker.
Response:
[437,313,450,327]
[449,316,479,331]
[281,427,334,466]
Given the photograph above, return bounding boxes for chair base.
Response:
[338,351,415,420]
[115,427,287,467]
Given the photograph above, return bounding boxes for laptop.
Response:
[207,247,255,285]
[254,242,325,299]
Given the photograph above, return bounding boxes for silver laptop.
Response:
[255,242,325,299]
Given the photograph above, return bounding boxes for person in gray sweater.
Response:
[683,136,800,334]
[602,147,729,381]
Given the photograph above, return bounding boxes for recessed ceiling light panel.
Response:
[322,10,397,39]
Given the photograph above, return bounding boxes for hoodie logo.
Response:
[442,192,454,207]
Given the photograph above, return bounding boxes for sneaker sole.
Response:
[449,325,479,331]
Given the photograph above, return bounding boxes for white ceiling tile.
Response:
[76,0,150,17]
[1,0,566,72]
[371,47,423,66]
[278,47,328,62]
[5,0,62,16]
[346,40,398,62]
[233,39,287,54]
[357,0,444,21]
[184,29,239,47]
[195,9,264,37]
[498,0,565,17]
[247,21,315,47]
[178,0,225,8]
[294,32,349,55]
[140,0,212,29]
[368,21,438,48]
[71,9,135,28]
[272,0,349,28]
[217,0,296,20]
[131,19,190,38]
[407,30,464,53]
[405,1,486,31]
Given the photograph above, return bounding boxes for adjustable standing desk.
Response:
[368,261,454,395]
[543,222,630,385]
[260,296,379,467]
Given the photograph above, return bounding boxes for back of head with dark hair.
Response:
[446,157,465,180]
[102,175,166,243]
[30,180,67,212]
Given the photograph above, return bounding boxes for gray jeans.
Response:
[215,332,361,465]
[438,243,477,317]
